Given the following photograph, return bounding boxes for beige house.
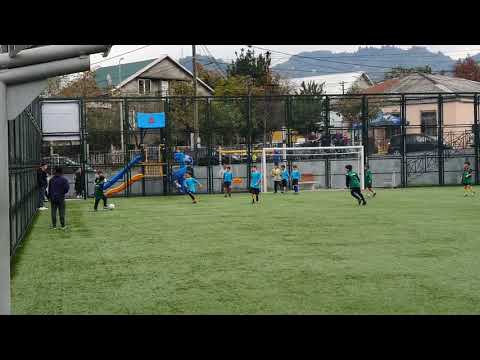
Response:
[94,55,214,96]
[361,73,480,153]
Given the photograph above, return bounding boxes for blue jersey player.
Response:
[177,172,202,204]
[280,165,289,193]
[223,166,233,198]
[250,165,262,204]
[291,165,301,194]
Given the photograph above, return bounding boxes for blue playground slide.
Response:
[172,151,193,193]
[102,154,143,191]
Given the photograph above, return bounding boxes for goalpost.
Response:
[260,146,364,193]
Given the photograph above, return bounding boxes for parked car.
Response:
[42,156,95,174]
[387,134,452,155]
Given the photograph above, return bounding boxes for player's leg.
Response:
[250,188,255,204]
[187,190,196,203]
[59,200,66,228]
[355,188,367,205]
[51,201,58,228]
[103,195,108,209]
[94,197,100,211]
[464,185,469,196]
[228,183,232,197]
[255,188,260,202]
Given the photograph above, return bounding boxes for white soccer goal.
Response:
[260,146,364,192]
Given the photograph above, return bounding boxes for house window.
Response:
[161,81,169,97]
[138,79,151,95]
[421,111,437,136]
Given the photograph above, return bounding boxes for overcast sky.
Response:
[90,45,480,69]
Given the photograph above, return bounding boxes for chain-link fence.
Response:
[39,93,480,198]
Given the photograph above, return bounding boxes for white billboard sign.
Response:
[42,101,80,141]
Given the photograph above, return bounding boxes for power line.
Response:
[91,45,152,66]
[201,45,228,78]
[249,45,424,70]
[248,45,480,60]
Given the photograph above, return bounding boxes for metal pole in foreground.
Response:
[192,45,198,150]
[0,81,10,315]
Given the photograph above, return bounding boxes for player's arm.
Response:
[194,178,203,188]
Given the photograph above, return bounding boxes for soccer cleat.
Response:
[362,201,367,206]
[373,192,377,198]
[358,198,362,205]
[192,200,197,204]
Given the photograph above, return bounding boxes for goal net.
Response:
[260,146,364,192]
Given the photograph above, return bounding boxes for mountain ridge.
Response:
[178,47,480,83]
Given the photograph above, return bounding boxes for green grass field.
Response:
[11,187,480,314]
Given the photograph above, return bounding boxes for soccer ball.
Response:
[108,203,115,210]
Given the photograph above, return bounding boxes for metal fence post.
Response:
[80,98,87,200]
[438,94,444,186]
[206,98,213,194]
[361,95,369,163]
[474,93,479,185]
[400,95,407,188]
[0,81,10,315]
[124,98,130,198]
[247,96,252,188]
[324,95,331,189]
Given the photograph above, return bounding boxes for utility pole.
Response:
[192,45,199,150]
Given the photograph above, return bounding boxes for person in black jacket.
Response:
[37,162,49,210]
[74,168,85,198]
[48,167,70,229]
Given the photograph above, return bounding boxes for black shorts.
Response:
[281,179,288,187]
[224,181,231,188]
[292,179,299,186]
[250,187,260,195]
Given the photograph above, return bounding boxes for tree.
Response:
[196,63,223,89]
[291,81,326,136]
[58,71,105,97]
[227,48,273,87]
[454,57,480,82]
[41,76,63,97]
[295,80,325,96]
[335,85,382,125]
[384,65,432,79]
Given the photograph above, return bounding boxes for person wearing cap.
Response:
[37,162,49,211]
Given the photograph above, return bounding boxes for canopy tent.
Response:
[351,113,401,129]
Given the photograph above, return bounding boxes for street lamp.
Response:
[118,57,124,84]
